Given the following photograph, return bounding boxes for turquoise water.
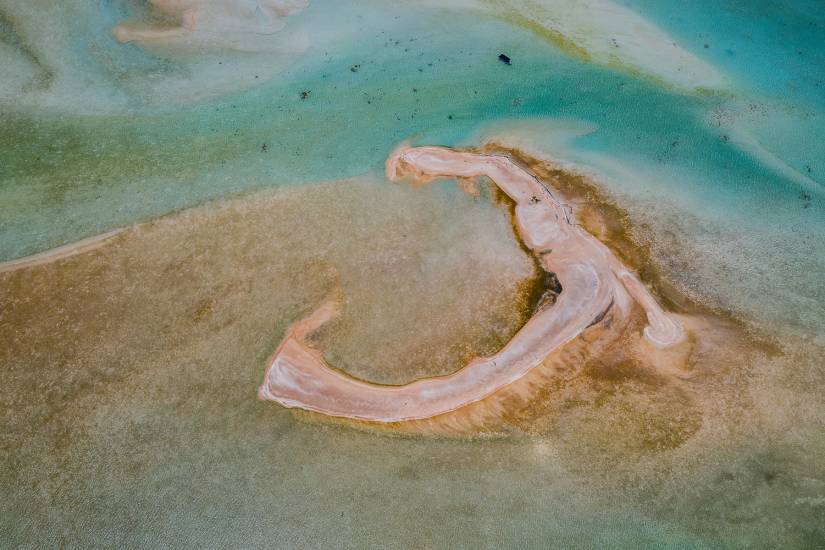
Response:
[2,0,824,547]
[2,1,822,335]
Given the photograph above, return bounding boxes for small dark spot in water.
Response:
[448,114,453,119]
[300,90,310,99]
[498,53,512,65]
[350,64,360,72]
[261,143,268,153]
[704,43,709,49]
[763,469,779,485]
[721,134,729,142]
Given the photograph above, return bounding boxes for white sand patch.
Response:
[414,0,727,91]
[113,0,309,46]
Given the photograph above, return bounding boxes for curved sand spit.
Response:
[259,146,685,422]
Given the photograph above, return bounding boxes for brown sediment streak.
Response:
[0,229,124,274]
[259,145,686,422]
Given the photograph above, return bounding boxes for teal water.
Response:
[2,0,824,547]
[2,0,822,335]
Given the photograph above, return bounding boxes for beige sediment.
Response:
[0,229,125,274]
[259,145,686,422]
[113,0,308,44]
[113,25,191,44]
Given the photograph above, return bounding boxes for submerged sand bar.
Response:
[259,146,684,422]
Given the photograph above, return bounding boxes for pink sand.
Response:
[258,146,684,422]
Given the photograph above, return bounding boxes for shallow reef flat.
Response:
[2,145,822,547]
[1,0,824,547]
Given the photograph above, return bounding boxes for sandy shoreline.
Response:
[0,229,125,274]
[259,145,685,422]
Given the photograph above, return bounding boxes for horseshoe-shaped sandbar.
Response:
[258,146,685,422]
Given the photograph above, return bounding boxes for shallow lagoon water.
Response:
[1,0,824,547]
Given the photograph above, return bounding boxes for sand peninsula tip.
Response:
[259,145,686,423]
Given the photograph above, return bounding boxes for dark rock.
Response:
[498,53,511,65]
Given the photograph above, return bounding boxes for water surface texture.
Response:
[1,0,824,547]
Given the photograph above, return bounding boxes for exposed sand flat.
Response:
[113,0,308,44]
[0,229,124,274]
[414,0,726,91]
[259,146,685,422]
